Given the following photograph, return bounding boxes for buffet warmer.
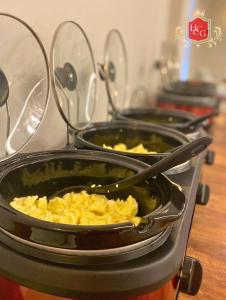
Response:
[0,14,209,300]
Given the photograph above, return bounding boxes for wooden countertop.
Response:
[179,113,226,300]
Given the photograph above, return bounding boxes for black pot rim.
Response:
[75,120,190,159]
[115,108,204,133]
[0,149,184,234]
[120,107,196,120]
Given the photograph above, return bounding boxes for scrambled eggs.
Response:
[10,191,141,226]
[103,143,157,154]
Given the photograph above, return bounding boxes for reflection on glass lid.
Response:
[103,29,128,112]
[50,21,97,130]
[0,13,49,161]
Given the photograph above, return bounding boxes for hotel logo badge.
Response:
[176,9,222,47]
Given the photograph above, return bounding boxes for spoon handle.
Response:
[94,136,212,193]
[177,110,218,130]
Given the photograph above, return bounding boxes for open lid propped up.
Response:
[0,13,50,162]
[50,21,97,131]
[102,29,128,114]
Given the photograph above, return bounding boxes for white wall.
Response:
[0,0,172,153]
[189,0,226,82]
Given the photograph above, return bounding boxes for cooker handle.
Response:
[138,186,185,234]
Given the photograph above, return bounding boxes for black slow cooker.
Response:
[97,29,218,143]
[0,149,185,259]
[154,43,219,123]
[50,23,193,175]
[165,80,217,97]
[0,150,205,300]
[96,29,216,167]
[116,107,216,136]
[0,14,205,300]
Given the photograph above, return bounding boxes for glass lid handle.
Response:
[0,68,10,155]
[107,61,116,82]
[98,62,116,83]
[5,79,43,155]
[54,64,96,129]
[98,63,119,115]
[0,69,9,107]
[55,63,77,91]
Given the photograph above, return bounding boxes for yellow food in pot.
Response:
[10,191,141,226]
[103,143,157,154]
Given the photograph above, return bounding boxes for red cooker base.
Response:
[0,276,179,300]
[157,102,214,117]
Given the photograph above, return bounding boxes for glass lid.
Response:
[50,21,97,131]
[130,86,149,108]
[103,29,128,113]
[0,13,50,162]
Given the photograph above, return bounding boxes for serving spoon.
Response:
[175,110,218,131]
[53,136,212,197]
